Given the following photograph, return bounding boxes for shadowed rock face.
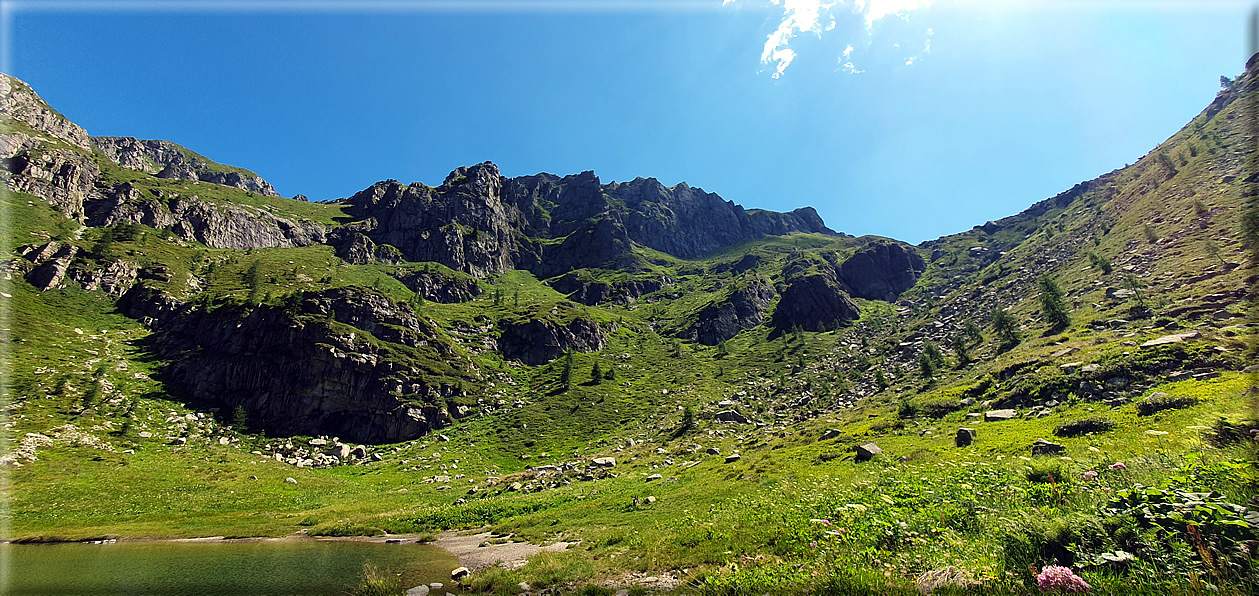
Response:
[837,241,926,301]
[549,273,667,306]
[772,269,860,333]
[122,286,465,444]
[686,275,777,345]
[337,163,519,277]
[497,317,606,366]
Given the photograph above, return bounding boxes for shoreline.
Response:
[5,528,573,573]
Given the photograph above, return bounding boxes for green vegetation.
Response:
[5,57,1258,596]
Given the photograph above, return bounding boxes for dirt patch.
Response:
[434,531,572,571]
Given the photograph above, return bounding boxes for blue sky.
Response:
[4,1,1254,243]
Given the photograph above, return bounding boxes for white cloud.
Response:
[727,0,933,77]
[755,1,838,79]
[857,0,932,29]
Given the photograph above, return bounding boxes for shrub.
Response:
[1137,394,1197,416]
[1205,417,1259,447]
[1055,417,1116,437]
[1026,459,1074,484]
[920,399,961,419]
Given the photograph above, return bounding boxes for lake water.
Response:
[2,539,460,595]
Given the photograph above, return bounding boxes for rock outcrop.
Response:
[391,269,482,303]
[685,274,777,345]
[1,130,99,219]
[340,164,837,278]
[837,240,926,301]
[497,316,606,365]
[549,272,667,306]
[84,183,326,249]
[771,268,860,332]
[121,286,468,443]
[534,218,636,278]
[92,136,280,197]
[337,163,518,276]
[0,74,93,152]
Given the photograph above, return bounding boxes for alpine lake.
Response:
[3,538,460,595]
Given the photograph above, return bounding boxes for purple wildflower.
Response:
[1108,462,1126,470]
[1037,565,1091,593]
[1081,471,1098,481]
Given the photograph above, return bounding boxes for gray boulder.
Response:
[855,442,883,462]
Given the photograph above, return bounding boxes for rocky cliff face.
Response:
[837,241,926,301]
[549,272,668,306]
[534,217,638,278]
[391,269,482,303]
[92,137,280,197]
[685,274,777,345]
[0,75,93,152]
[340,163,837,279]
[497,316,607,365]
[122,286,468,443]
[771,268,860,333]
[0,130,99,220]
[84,183,326,250]
[337,163,519,277]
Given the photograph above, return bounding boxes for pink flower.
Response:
[1081,471,1098,481]
[1108,462,1126,470]
[1037,565,1091,593]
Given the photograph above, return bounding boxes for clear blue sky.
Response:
[5,1,1253,243]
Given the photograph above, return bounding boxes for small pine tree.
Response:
[1038,275,1071,332]
[963,320,984,345]
[679,405,695,434]
[604,366,616,381]
[873,369,889,390]
[951,335,971,368]
[1088,252,1113,274]
[1143,224,1159,244]
[991,308,1021,350]
[1121,273,1147,307]
[923,342,945,367]
[232,404,249,431]
[560,350,574,391]
[513,290,520,307]
[494,288,502,306]
[715,340,729,359]
[247,260,263,304]
[1204,240,1226,266]
[591,361,603,385]
[919,350,938,379]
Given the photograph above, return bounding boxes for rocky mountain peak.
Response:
[0,74,93,152]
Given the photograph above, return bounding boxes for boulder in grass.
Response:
[984,409,1016,422]
[855,442,882,462]
[1031,439,1065,456]
[955,428,976,447]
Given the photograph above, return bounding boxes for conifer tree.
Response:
[991,308,1021,350]
[1038,274,1071,332]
